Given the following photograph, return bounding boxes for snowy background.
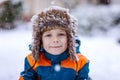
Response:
[0,3,120,80]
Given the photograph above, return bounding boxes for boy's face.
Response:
[42,28,67,55]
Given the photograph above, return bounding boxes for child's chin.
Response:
[49,51,63,55]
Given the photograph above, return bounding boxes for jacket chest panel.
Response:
[36,66,76,80]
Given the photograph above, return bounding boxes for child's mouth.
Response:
[50,46,62,48]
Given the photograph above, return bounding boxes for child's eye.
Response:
[58,33,66,36]
[45,34,51,37]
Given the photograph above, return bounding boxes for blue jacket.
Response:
[19,50,90,80]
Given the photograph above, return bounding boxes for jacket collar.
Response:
[44,50,69,64]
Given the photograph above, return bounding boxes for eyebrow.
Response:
[59,31,66,33]
[58,29,66,32]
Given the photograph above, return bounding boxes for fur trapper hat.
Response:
[31,6,78,61]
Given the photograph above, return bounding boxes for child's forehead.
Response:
[42,26,66,33]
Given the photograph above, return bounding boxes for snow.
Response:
[71,5,120,36]
[0,22,32,80]
[50,0,56,5]
[54,64,61,72]
[80,36,120,80]
[0,23,120,80]
[30,14,39,24]
[43,5,69,14]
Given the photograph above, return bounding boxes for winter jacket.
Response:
[19,50,90,80]
[75,36,81,53]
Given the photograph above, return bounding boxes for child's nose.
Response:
[53,36,59,43]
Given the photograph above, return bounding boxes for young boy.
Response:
[19,6,90,80]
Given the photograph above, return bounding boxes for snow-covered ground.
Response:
[0,22,120,80]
